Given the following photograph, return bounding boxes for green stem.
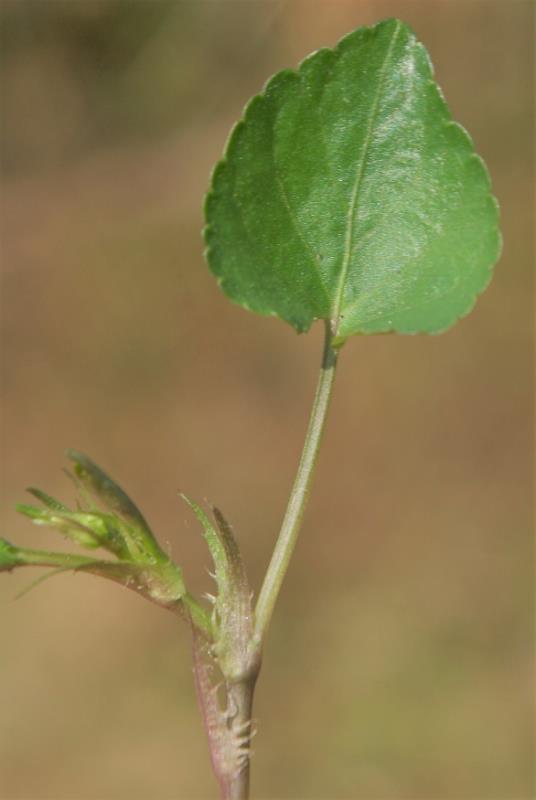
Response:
[182,593,213,638]
[3,546,100,570]
[254,321,340,642]
[1,542,213,638]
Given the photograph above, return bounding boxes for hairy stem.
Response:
[254,320,340,642]
[226,676,258,800]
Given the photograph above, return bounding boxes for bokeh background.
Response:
[0,1,533,798]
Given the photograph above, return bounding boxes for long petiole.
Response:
[254,320,340,643]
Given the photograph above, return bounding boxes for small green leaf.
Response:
[212,507,250,609]
[66,450,164,562]
[7,456,213,638]
[181,496,256,680]
[27,488,69,512]
[16,504,99,549]
[16,501,130,558]
[181,495,227,590]
[205,18,500,342]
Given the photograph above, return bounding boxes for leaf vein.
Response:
[271,157,331,309]
[332,20,402,330]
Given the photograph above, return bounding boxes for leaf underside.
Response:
[204,18,500,342]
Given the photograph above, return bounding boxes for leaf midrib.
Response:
[331,20,402,332]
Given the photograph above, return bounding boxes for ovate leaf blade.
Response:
[205,18,500,342]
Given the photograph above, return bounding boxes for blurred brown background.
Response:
[0,1,533,798]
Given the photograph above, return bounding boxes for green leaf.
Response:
[181,496,256,680]
[66,450,164,562]
[181,495,227,590]
[18,483,133,558]
[17,504,98,548]
[6,458,213,638]
[27,488,69,513]
[205,18,500,343]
